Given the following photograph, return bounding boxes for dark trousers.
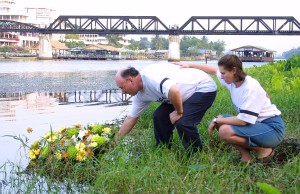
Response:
[153,91,217,154]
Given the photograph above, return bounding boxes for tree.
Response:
[179,36,226,57]
[139,37,150,50]
[105,34,122,48]
[209,40,226,57]
[0,46,12,52]
[65,34,80,39]
[127,39,140,50]
[64,41,85,48]
[180,36,210,56]
[150,35,168,50]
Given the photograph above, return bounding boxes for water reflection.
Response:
[58,89,131,104]
[0,90,131,122]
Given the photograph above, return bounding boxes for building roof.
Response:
[30,40,68,50]
[231,45,275,52]
[82,44,120,52]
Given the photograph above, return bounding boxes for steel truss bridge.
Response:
[1,16,300,35]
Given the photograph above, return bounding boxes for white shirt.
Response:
[217,71,281,124]
[128,62,217,118]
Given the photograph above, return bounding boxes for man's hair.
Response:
[121,66,140,78]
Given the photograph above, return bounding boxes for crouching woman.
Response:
[175,54,285,163]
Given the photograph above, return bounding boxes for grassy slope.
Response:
[9,58,299,194]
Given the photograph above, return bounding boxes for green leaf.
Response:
[256,182,281,194]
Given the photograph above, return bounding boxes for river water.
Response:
[0,58,268,189]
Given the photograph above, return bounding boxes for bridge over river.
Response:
[1,16,300,60]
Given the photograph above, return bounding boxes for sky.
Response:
[16,0,300,55]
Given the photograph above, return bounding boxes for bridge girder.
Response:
[179,16,300,35]
[0,20,40,32]
[45,16,170,35]
[0,16,300,35]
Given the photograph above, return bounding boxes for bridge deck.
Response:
[1,16,300,35]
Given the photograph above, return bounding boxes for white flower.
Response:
[72,134,78,143]
[77,129,88,140]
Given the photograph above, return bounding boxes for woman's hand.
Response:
[207,121,216,138]
[169,111,183,124]
[207,115,222,138]
[172,62,190,68]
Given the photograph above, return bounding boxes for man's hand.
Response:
[114,132,122,143]
[169,111,183,124]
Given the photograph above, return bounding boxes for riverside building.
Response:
[0,0,60,48]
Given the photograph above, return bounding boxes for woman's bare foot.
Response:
[257,148,273,159]
[240,155,252,162]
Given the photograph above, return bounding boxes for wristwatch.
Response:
[213,117,218,124]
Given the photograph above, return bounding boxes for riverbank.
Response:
[1,58,299,193]
[2,58,297,193]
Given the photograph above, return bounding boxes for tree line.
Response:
[1,34,299,59]
[62,34,226,58]
[122,35,225,58]
[60,34,300,59]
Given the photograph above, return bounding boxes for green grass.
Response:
[1,57,300,194]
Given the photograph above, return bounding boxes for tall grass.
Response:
[1,57,299,193]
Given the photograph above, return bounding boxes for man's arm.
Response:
[168,85,184,124]
[116,115,139,138]
[168,85,183,115]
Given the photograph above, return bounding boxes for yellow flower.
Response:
[34,149,40,156]
[56,153,62,160]
[47,135,58,142]
[58,127,66,133]
[30,141,40,149]
[102,127,111,134]
[44,132,51,139]
[27,127,33,133]
[29,150,37,160]
[76,150,87,161]
[75,142,86,151]
[44,132,58,142]
[88,142,98,148]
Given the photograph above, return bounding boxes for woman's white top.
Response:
[217,71,281,124]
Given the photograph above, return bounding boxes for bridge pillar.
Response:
[38,34,53,60]
[168,35,180,62]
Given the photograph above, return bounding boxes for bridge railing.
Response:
[1,16,300,35]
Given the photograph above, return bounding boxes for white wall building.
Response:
[0,0,130,49]
[0,0,61,48]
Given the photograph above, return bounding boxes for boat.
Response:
[2,55,37,60]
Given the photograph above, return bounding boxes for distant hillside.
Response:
[282,47,300,59]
